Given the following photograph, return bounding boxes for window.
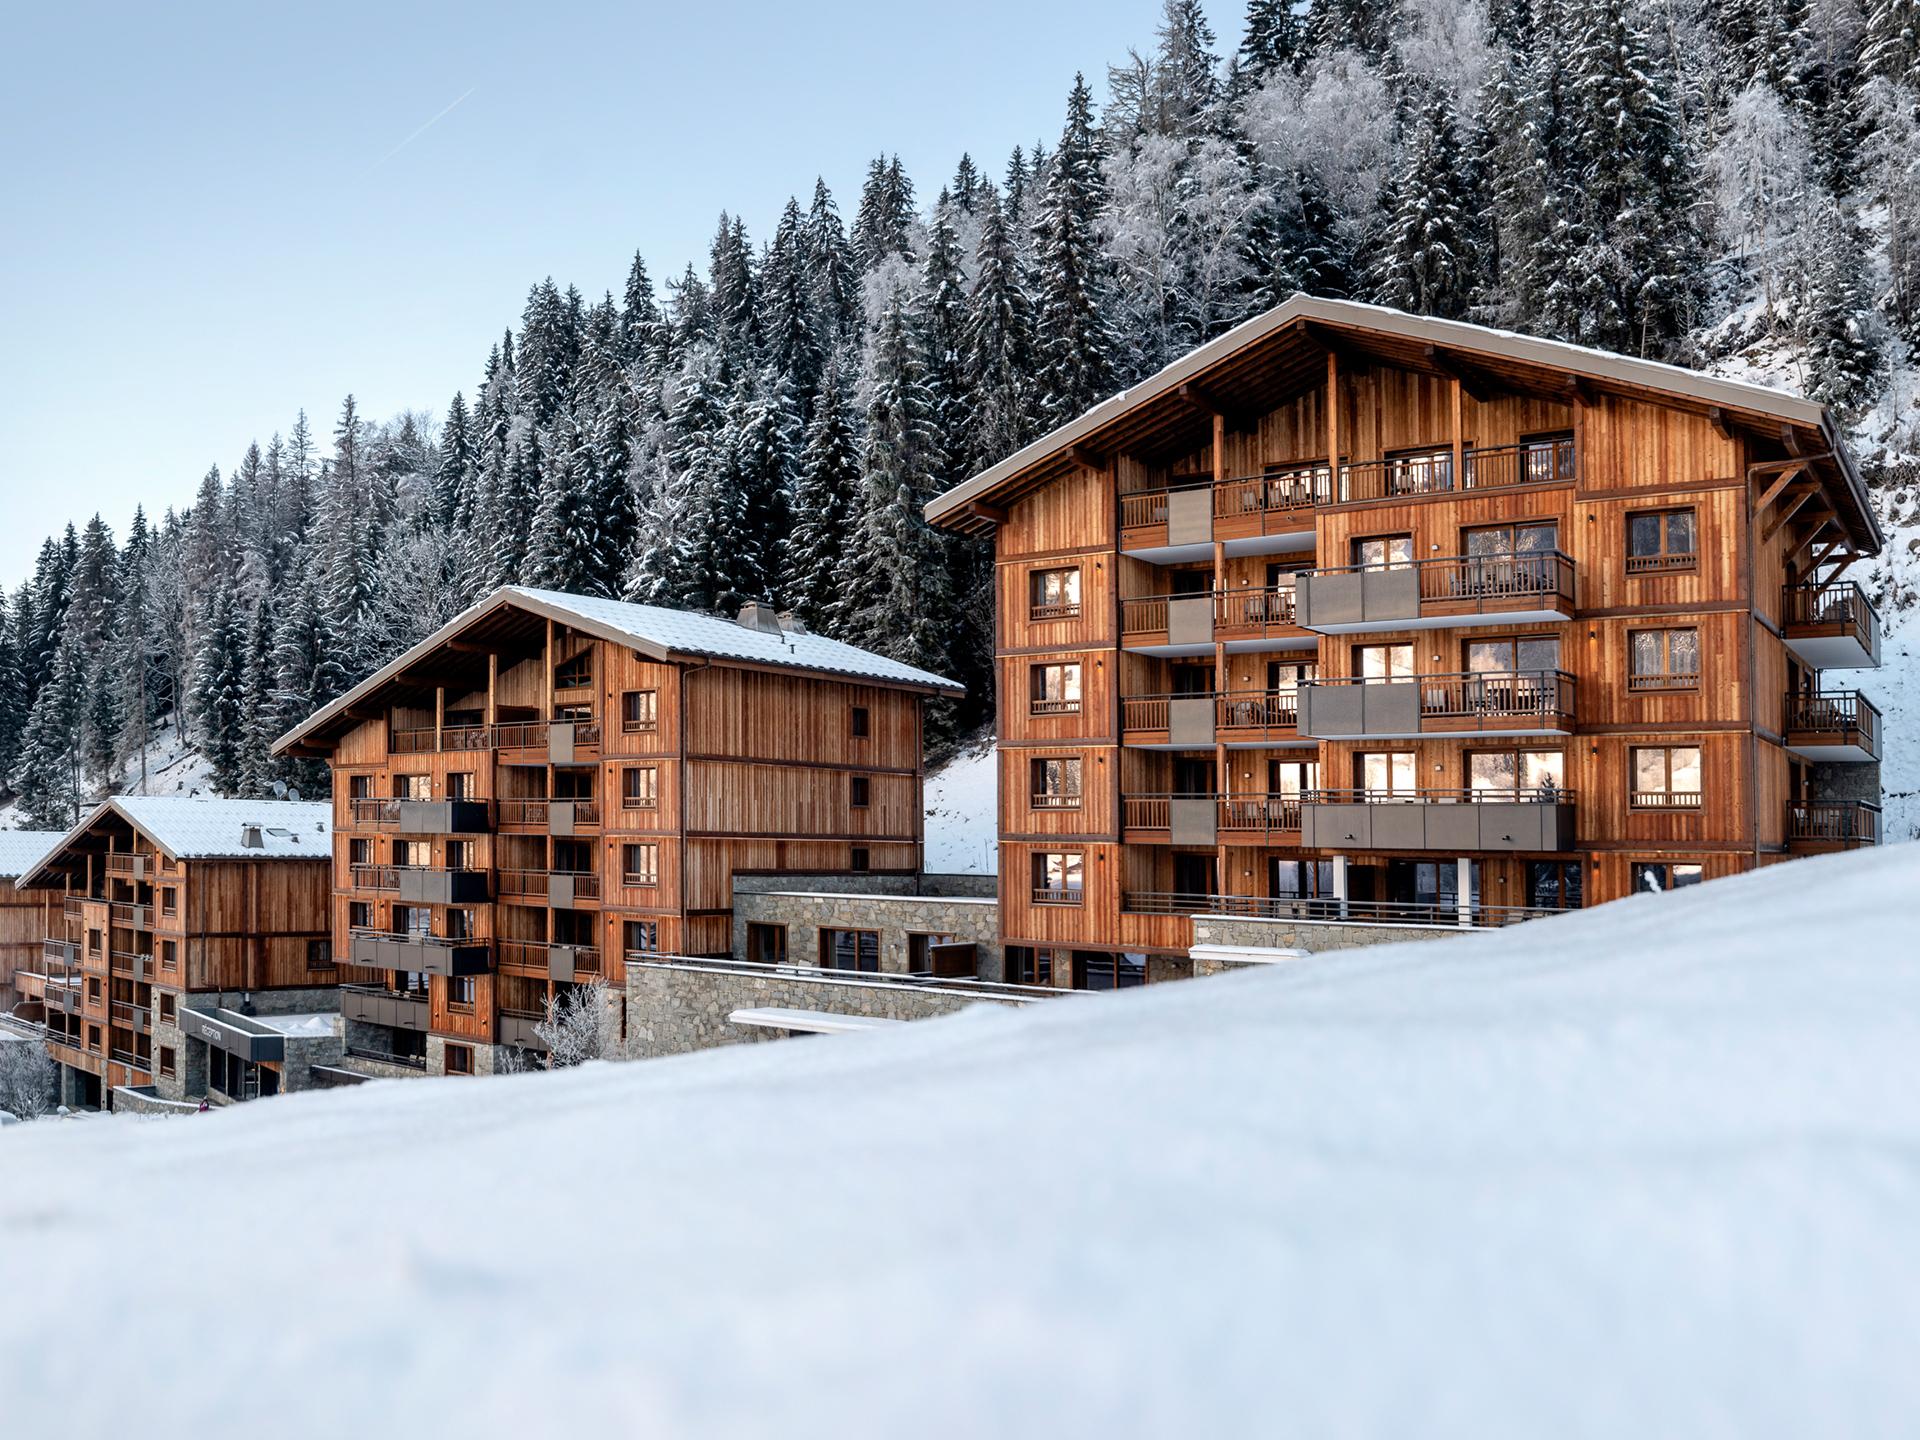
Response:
[1515,430,1576,483]
[1354,643,1413,681]
[822,929,881,972]
[161,889,178,916]
[553,651,592,689]
[306,939,334,971]
[1008,946,1057,986]
[395,774,431,800]
[87,1025,102,1053]
[446,772,475,800]
[1465,636,1560,676]
[851,846,870,873]
[159,1046,176,1079]
[349,774,373,800]
[348,902,372,931]
[1076,952,1147,990]
[1031,757,1082,810]
[1626,508,1696,573]
[1631,862,1704,894]
[88,929,102,956]
[161,940,178,971]
[1628,628,1700,691]
[1029,567,1082,620]
[448,975,477,1009]
[1631,746,1702,809]
[622,766,658,810]
[1384,445,1453,496]
[444,1043,473,1075]
[1357,751,1417,796]
[622,843,660,887]
[622,690,658,733]
[1029,663,1082,716]
[1527,861,1584,911]
[1352,534,1413,570]
[746,923,787,965]
[851,776,871,809]
[396,839,430,867]
[624,920,660,956]
[445,840,473,872]
[88,978,102,1002]
[349,838,371,866]
[850,706,870,738]
[1468,749,1565,798]
[1465,520,1558,557]
[158,992,176,1022]
[1031,851,1085,904]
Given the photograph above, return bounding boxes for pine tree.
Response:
[1796,196,1886,410]
[781,356,863,628]
[1863,0,1920,85]
[190,577,247,793]
[1239,0,1309,82]
[619,250,666,371]
[961,188,1041,476]
[1033,74,1119,421]
[852,155,917,268]
[15,635,86,827]
[1374,88,1481,317]
[525,419,616,596]
[432,392,476,530]
[725,367,799,602]
[805,178,862,349]
[762,197,825,403]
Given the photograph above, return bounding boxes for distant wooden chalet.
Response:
[16,798,336,1107]
[1,830,62,1023]
[272,586,961,1078]
[927,295,1885,985]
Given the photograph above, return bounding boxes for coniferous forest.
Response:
[4,0,1919,827]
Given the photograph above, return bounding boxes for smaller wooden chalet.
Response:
[16,797,337,1108]
[1,830,63,1023]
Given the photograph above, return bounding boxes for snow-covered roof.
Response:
[0,831,63,880]
[927,293,1880,551]
[274,586,962,756]
[16,797,330,888]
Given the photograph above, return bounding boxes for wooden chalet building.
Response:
[927,296,1885,986]
[1,831,62,1023]
[272,586,961,1077]
[16,798,337,1108]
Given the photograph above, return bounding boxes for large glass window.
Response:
[1626,509,1697,573]
[1357,751,1417,795]
[1527,861,1585,910]
[1351,534,1414,570]
[821,929,880,972]
[1355,643,1414,681]
[1628,629,1701,690]
[1468,749,1565,796]
[1031,851,1085,900]
[1632,862,1704,893]
[1630,746,1702,808]
[1029,663,1083,715]
[1029,567,1082,620]
[1030,757,1083,808]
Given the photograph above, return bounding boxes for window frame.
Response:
[1625,507,1698,574]
[1351,533,1414,570]
[746,922,788,965]
[850,775,871,809]
[820,928,881,973]
[1631,861,1705,893]
[1028,566,1083,621]
[1029,662,1083,716]
[1629,745,1703,810]
[621,689,659,733]
[444,1043,474,1075]
[621,842,660,888]
[447,974,478,1011]
[850,706,870,738]
[1030,756,1083,809]
[621,765,659,810]
[1627,627,1702,692]
[1031,850,1086,904]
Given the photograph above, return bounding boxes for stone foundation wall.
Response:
[1190,913,1472,964]
[110,1085,200,1116]
[625,959,1037,1060]
[732,871,996,900]
[731,890,1003,981]
[1810,760,1882,807]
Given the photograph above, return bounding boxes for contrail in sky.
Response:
[377,86,476,166]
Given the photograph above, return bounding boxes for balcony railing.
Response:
[1122,891,1573,928]
[1118,441,1577,534]
[497,798,603,827]
[1030,886,1085,906]
[1786,801,1881,847]
[348,797,493,832]
[1029,792,1082,810]
[1629,790,1702,811]
[1121,587,1300,638]
[109,1047,151,1072]
[1029,697,1081,716]
[109,1001,150,1032]
[1781,581,1882,667]
[1299,670,1575,737]
[1122,793,1303,835]
[350,863,399,891]
[1784,690,1882,758]
[1306,786,1571,805]
[388,722,506,754]
[496,868,602,901]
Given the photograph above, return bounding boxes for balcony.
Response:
[349,864,490,905]
[1296,552,1576,634]
[499,939,603,981]
[497,798,601,834]
[109,949,153,981]
[497,868,602,907]
[1117,441,1576,562]
[341,983,429,1032]
[1783,691,1881,763]
[1782,581,1880,669]
[1786,800,1880,852]
[1122,891,1572,929]
[498,1009,550,1051]
[1122,691,1307,750]
[347,929,492,977]
[42,937,76,965]
[348,798,492,834]
[495,719,603,764]
[1298,671,1575,741]
[1121,586,1315,657]
[1123,793,1302,846]
[110,1001,151,1035]
[1030,886,1084,907]
[391,722,494,754]
[1300,788,1577,853]
[105,852,151,880]
[110,901,151,932]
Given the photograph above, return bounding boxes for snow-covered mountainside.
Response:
[0,716,214,834]
[922,729,997,874]
[3,842,1915,1436]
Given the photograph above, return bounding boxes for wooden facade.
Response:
[1,838,63,1019]
[275,591,955,1075]
[18,805,334,1106]
[932,298,1885,983]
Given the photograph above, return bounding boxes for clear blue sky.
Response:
[0,0,1241,590]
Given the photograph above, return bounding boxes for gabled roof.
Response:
[925,294,1881,553]
[273,585,962,757]
[0,831,63,881]
[16,798,331,889]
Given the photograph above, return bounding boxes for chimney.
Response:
[241,825,264,849]
[736,601,785,635]
[777,611,807,635]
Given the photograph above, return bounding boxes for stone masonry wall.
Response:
[1190,913,1471,970]
[625,960,1036,1060]
[731,890,1004,981]
[732,872,997,899]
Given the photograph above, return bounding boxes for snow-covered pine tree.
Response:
[1374,86,1481,317]
[189,576,247,794]
[237,592,279,797]
[431,392,476,531]
[762,197,825,407]
[13,634,85,827]
[805,178,863,350]
[1794,194,1886,411]
[725,366,799,603]
[525,418,619,597]
[1033,74,1120,422]
[961,186,1042,477]
[1239,0,1309,83]
[852,155,917,269]
[780,354,863,629]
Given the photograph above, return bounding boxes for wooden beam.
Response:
[965,500,1009,524]
[1786,509,1837,568]
[1302,320,1372,374]
[1325,350,1340,471]
[1754,467,1807,513]
[1749,454,1831,479]
[1707,407,1732,440]
[1423,345,1495,403]
[1565,376,1597,408]
[1760,484,1819,544]
[1780,423,1804,457]
[1806,535,1848,576]
[1066,445,1104,473]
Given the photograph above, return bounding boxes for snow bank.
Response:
[2,844,1918,1437]
[922,731,997,874]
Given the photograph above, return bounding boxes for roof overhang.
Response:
[17,800,173,890]
[273,588,961,759]
[925,295,1882,555]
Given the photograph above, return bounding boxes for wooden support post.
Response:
[1212,412,1230,903]
[1325,351,1340,495]
[486,653,498,727]
[543,620,554,721]
[434,686,445,753]
[1449,378,1464,491]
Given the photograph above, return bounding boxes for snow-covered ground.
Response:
[3,843,1916,1436]
[922,729,997,874]
[0,716,216,833]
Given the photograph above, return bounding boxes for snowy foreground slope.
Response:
[5,849,1919,1438]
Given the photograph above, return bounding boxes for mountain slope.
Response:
[3,842,1916,1438]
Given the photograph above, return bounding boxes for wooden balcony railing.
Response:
[495,868,601,900]
[1029,793,1082,810]
[497,940,547,970]
[63,897,85,919]
[1313,550,1575,608]
[1624,551,1696,575]
[1217,690,1300,730]
[492,721,547,748]
[1215,585,1296,630]
[350,863,400,891]
[1029,697,1081,716]
[1782,580,1880,640]
[1029,601,1081,621]
[1121,794,1303,834]
[1306,786,1574,805]
[1626,671,1700,693]
[1304,670,1575,725]
[1786,801,1881,846]
[1121,891,1573,928]
[1030,886,1085,906]
[1121,595,1173,633]
[1628,791,1702,810]
[1784,690,1882,754]
[497,798,601,826]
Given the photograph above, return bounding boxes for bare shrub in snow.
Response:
[533,977,623,1067]
[0,1038,58,1120]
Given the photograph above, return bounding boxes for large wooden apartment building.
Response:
[927,296,1885,985]
[16,798,337,1107]
[272,586,960,1077]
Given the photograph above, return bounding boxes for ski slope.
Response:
[2,844,1916,1438]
